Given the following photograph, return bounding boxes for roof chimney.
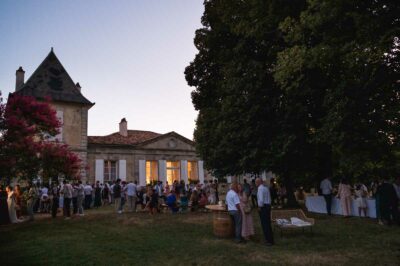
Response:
[76,82,81,92]
[119,118,128,137]
[15,66,25,91]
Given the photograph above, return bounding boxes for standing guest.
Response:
[394,177,400,224]
[190,190,199,211]
[377,177,398,225]
[354,183,368,217]
[0,185,10,225]
[84,182,93,209]
[94,181,102,208]
[180,192,189,212]
[72,182,78,215]
[226,182,243,243]
[146,187,158,215]
[26,182,38,221]
[371,179,382,224]
[238,184,255,240]
[76,181,85,216]
[338,178,352,217]
[63,180,73,220]
[320,176,333,215]
[110,181,115,204]
[136,186,145,211]
[113,179,122,214]
[51,182,59,218]
[214,179,219,203]
[126,180,138,212]
[250,179,258,208]
[40,185,49,213]
[14,185,22,219]
[6,186,20,223]
[256,178,274,246]
[120,181,127,211]
[243,179,251,197]
[102,182,109,206]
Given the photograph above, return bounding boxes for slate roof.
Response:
[88,130,162,146]
[14,49,94,106]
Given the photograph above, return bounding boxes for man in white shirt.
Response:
[84,182,93,209]
[320,176,333,215]
[226,182,243,243]
[256,178,274,246]
[62,180,73,220]
[126,181,138,212]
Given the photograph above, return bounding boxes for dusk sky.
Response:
[0,0,204,139]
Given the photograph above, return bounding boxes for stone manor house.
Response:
[12,49,206,186]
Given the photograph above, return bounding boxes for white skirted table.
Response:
[305,196,376,218]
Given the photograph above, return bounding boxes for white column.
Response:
[158,160,167,184]
[95,159,104,183]
[180,160,188,184]
[118,160,126,181]
[198,160,205,184]
[139,160,146,186]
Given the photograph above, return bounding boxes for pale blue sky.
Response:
[0,0,204,139]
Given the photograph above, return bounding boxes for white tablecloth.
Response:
[305,196,376,218]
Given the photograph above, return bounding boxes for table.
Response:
[305,196,376,218]
[205,205,233,238]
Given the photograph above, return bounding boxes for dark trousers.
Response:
[259,204,274,244]
[323,194,332,215]
[72,197,78,214]
[85,195,92,209]
[64,197,71,217]
[51,197,59,218]
[229,210,242,241]
[251,194,258,208]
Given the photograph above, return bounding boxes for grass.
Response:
[0,207,399,266]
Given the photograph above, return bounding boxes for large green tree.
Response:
[186,0,400,193]
[275,0,400,180]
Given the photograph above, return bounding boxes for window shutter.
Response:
[118,160,126,181]
[158,160,166,184]
[198,160,205,184]
[180,160,188,184]
[95,159,104,183]
[139,160,146,186]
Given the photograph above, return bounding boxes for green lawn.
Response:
[1,207,399,266]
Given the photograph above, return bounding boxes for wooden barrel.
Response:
[213,212,234,238]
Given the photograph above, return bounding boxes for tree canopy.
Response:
[185,0,400,186]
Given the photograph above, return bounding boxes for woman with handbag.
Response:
[238,184,254,240]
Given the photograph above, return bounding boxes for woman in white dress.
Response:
[355,184,368,217]
[6,186,19,223]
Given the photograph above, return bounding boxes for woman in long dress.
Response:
[6,186,19,223]
[338,178,352,217]
[238,184,254,240]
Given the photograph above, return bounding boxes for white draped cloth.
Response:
[306,196,376,218]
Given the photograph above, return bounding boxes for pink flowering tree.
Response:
[0,92,81,182]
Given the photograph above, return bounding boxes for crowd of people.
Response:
[0,178,222,224]
[320,176,400,225]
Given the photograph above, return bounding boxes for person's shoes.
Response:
[264,242,274,247]
[64,217,70,220]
